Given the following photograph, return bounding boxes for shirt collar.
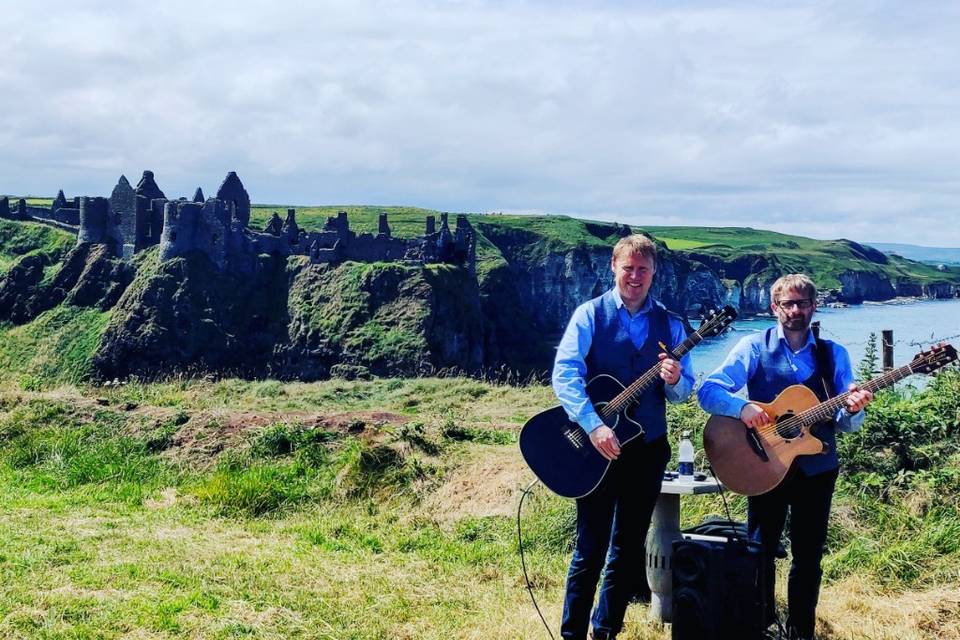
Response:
[612,287,654,316]
[776,323,815,352]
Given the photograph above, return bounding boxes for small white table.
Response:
[644,475,723,622]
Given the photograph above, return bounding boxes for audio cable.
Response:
[517,478,557,640]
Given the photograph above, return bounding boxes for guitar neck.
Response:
[798,362,917,425]
[601,331,704,417]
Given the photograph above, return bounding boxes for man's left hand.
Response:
[845,383,874,413]
[658,353,681,385]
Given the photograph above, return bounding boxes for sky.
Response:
[2,0,959,247]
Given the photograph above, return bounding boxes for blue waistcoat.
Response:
[584,291,672,442]
[747,327,839,476]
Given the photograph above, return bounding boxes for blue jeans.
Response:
[560,436,669,640]
[748,467,838,639]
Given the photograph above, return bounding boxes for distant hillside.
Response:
[4,211,960,385]
[248,208,960,288]
[867,242,960,266]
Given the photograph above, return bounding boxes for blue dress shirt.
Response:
[552,290,695,433]
[697,324,864,432]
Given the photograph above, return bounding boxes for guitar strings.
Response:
[750,356,942,439]
[600,314,732,417]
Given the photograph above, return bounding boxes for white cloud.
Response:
[1,0,959,246]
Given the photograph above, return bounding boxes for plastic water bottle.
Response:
[678,430,695,484]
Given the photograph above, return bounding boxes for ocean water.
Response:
[691,298,960,383]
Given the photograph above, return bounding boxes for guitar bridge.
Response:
[564,427,586,450]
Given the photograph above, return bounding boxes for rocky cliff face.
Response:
[279,259,483,380]
[894,281,960,298]
[837,270,897,303]
[472,225,751,372]
[91,253,484,381]
[0,243,133,324]
[4,218,959,382]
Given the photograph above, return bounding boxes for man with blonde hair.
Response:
[553,233,694,640]
[698,273,874,639]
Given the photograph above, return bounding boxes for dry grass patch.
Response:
[818,576,960,639]
[424,445,531,524]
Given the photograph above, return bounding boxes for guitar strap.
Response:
[813,337,836,400]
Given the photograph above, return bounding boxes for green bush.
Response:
[191,461,317,516]
[838,369,960,497]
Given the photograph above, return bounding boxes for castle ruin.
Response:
[1,171,476,274]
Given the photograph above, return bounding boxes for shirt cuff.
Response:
[836,406,865,433]
[727,397,750,420]
[665,375,693,403]
[578,412,605,434]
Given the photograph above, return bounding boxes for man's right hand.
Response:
[740,403,772,428]
[590,425,621,461]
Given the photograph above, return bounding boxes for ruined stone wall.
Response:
[249,231,297,256]
[53,207,80,226]
[15,171,476,275]
[27,204,81,228]
[341,233,411,262]
[158,200,238,268]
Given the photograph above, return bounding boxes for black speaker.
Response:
[672,536,765,640]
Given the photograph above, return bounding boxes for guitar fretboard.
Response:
[796,362,918,425]
[599,328,707,418]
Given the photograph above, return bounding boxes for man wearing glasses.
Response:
[697,274,873,640]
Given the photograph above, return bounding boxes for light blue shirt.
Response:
[697,324,864,432]
[552,290,695,433]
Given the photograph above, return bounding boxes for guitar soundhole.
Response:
[594,402,619,429]
[775,415,802,440]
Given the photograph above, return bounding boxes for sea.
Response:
[691,298,960,383]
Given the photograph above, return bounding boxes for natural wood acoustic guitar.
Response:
[703,343,958,496]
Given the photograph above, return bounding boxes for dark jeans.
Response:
[748,467,839,639]
[560,436,669,640]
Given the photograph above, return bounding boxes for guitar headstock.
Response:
[696,305,738,338]
[909,342,958,374]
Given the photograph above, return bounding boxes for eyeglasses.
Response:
[775,298,814,310]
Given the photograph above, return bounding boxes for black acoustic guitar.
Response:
[519,306,737,498]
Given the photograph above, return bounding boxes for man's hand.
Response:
[845,383,874,413]
[740,403,772,429]
[658,352,681,385]
[590,425,621,461]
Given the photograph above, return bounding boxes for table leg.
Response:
[645,492,681,622]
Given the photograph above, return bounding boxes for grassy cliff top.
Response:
[8,202,960,289]
[249,206,960,289]
[0,219,74,277]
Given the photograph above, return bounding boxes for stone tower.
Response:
[215,171,250,228]
[135,170,165,201]
[77,197,111,247]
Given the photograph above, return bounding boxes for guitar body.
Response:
[703,385,828,496]
[519,374,647,498]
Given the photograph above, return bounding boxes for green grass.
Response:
[0,369,957,638]
[250,205,455,238]
[0,305,111,390]
[657,236,710,250]
[0,219,74,277]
